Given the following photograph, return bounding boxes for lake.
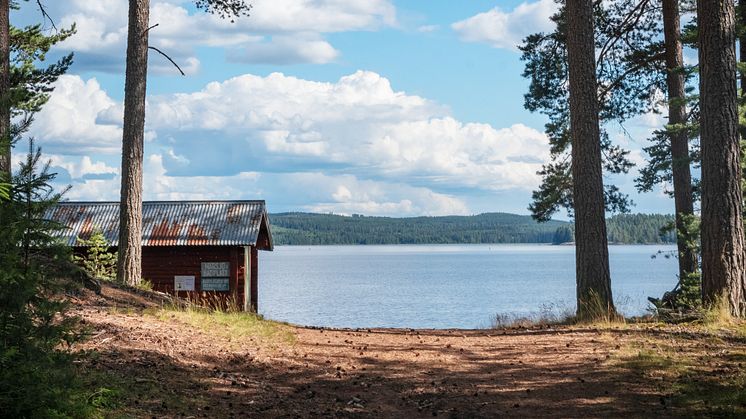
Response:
[258,244,679,329]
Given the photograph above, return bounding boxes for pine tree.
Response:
[521,0,664,222]
[0,141,90,416]
[523,0,704,312]
[0,1,73,181]
[661,0,697,281]
[0,7,90,414]
[0,0,9,179]
[117,0,251,286]
[117,0,150,286]
[697,0,746,316]
[74,231,118,280]
[566,0,615,320]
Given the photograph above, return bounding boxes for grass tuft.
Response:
[700,295,735,329]
[136,279,154,292]
[147,304,295,346]
[491,301,576,329]
[575,290,623,324]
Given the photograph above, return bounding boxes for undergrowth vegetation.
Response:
[74,231,117,281]
[147,303,295,347]
[74,349,198,418]
[0,143,98,417]
[489,297,637,329]
[490,302,576,329]
[611,321,746,416]
[489,295,746,415]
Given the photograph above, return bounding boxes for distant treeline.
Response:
[606,213,676,244]
[269,212,676,245]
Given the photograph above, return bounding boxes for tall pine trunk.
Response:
[0,0,9,178]
[566,0,615,320]
[662,0,697,281]
[740,0,746,103]
[117,0,149,286]
[697,0,746,316]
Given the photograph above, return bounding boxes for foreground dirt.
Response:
[70,285,745,418]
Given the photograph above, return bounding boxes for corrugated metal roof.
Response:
[46,200,273,249]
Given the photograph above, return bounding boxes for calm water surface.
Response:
[258,244,678,329]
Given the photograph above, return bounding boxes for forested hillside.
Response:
[606,214,676,244]
[269,212,676,245]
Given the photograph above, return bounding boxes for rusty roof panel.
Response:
[46,201,272,248]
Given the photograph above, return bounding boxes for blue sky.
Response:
[14,0,675,217]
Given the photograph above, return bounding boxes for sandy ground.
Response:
[69,284,740,418]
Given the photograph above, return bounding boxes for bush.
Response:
[649,214,703,320]
[74,231,117,280]
[137,279,154,292]
[0,143,93,417]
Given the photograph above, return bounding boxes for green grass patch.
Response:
[148,306,296,347]
[76,358,205,419]
[107,306,137,316]
[674,371,746,417]
[613,326,746,417]
[620,347,682,375]
[86,387,120,410]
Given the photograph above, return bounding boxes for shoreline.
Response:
[270,242,677,246]
[71,283,746,417]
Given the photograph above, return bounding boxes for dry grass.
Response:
[489,299,637,330]
[699,297,741,331]
[490,301,576,329]
[147,304,296,347]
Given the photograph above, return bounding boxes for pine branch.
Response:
[148,46,185,76]
[597,0,651,68]
[35,0,57,31]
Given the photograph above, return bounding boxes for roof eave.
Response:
[258,209,274,251]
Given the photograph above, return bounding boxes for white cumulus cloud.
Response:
[227,35,340,65]
[144,71,549,190]
[31,70,551,216]
[451,0,558,51]
[284,172,470,216]
[45,155,467,216]
[49,0,396,71]
[29,75,123,154]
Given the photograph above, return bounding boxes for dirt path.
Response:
[70,285,741,418]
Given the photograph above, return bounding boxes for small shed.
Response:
[48,200,273,312]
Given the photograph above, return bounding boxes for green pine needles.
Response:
[74,231,117,281]
[0,141,95,417]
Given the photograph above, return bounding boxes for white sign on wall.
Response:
[201,261,230,292]
[201,277,230,292]
[174,275,195,291]
[201,262,230,277]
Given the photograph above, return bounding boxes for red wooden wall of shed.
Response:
[140,246,249,309]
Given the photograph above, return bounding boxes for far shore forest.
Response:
[271,212,675,245]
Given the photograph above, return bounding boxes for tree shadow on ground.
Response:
[74,285,742,418]
[78,321,683,418]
